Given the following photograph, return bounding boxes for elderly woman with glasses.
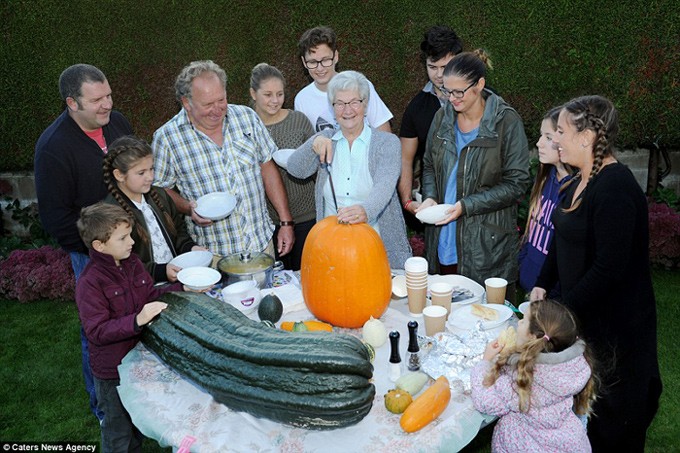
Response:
[416,50,531,300]
[287,70,411,269]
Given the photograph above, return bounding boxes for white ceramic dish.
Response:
[177,267,221,291]
[221,280,261,314]
[272,149,296,169]
[416,204,454,224]
[392,275,407,298]
[518,301,530,315]
[169,250,213,269]
[447,303,513,330]
[194,192,237,221]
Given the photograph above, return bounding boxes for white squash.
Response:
[362,316,387,348]
[396,371,430,396]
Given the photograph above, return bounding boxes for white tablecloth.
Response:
[118,284,508,452]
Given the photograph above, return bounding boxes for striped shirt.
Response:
[152,105,276,256]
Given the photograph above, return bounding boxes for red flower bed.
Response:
[648,201,680,269]
[0,246,75,302]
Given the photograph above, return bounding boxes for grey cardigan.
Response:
[287,127,412,269]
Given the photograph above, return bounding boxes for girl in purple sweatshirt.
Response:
[471,300,597,452]
[518,107,572,294]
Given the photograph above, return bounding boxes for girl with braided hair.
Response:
[471,299,596,452]
[530,96,661,451]
[103,136,208,283]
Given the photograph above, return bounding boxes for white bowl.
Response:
[221,280,262,314]
[392,275,407,298]
[518,301,531,315]
[272,149,296,169]
[177,266,221,291]
[416,204,455,224]
[194,192,237,221]
[169,250,214,269]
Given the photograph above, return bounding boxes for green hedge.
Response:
[1,0,678,171]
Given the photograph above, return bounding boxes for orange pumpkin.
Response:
[400,375,451,433]
[300,216,391,328]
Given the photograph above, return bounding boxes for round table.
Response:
[117,276,511,452]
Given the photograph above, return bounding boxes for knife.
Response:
[321,162,339,213]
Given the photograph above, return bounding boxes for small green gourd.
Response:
[396,371,430,396]
[258,294,284,323]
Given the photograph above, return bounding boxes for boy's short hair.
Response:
[77,202,134,248]
[298,26,337,57]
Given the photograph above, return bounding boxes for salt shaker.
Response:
[388,330,402,382]
[407,320,421,371]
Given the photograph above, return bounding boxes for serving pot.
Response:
[217,251,283,289]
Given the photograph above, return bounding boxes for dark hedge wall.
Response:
[1,0,678,171]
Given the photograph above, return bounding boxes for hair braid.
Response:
[148,189,177,237]
[103,136,155,246]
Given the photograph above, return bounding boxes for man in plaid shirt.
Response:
[152,60,294,258]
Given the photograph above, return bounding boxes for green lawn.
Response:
[1,269,677,452]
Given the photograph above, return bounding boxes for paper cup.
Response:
[430,282,453,319]
[404,257,428,273]
[407,286,427,315]
[485,277,508,304]
[423,305,448,336]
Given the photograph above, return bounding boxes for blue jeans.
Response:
[70,252,104,422]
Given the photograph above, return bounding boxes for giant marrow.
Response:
[142,291,375,429]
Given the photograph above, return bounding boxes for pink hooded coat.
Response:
[471,340,591,452]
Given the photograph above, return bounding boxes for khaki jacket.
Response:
[421,90,530,285]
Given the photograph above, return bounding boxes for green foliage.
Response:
[652,187,679,211]
[1,1,679,170]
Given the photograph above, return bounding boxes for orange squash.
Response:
[399,375,451,433]
[300,216,392,328]
[280,320,333,332]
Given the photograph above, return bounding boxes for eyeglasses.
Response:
[304,57,335,70]
[332,99,364,111]
[440,80,477,99]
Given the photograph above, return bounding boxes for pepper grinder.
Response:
[407,320,421,371]
[388,330,402,382]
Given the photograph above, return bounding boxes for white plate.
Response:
[272,149,296,169]
[447,303,513,330]
[177,267,221,291]
[428,274,483,304]
[518,301,530,315]
[415,204,454,224]
[195,192,237,221]
[169,250,213,269]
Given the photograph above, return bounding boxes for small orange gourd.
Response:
[280,320,333,332]
[300,216,392,328]
[399,375,451,433]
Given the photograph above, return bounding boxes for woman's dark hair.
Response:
[102,136,176,245]
[443,49,493,83]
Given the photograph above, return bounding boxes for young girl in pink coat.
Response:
[471,300,597,452]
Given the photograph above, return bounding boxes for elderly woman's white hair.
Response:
[327,70,370,105]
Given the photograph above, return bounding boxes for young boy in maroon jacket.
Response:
[75,202,184,452]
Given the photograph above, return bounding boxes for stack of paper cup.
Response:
[404,257,428,315]
[429,282,453,319]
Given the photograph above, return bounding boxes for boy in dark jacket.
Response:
[75,202,184,452]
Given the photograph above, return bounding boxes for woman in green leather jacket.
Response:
[417,50,531,301]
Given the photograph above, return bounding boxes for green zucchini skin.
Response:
[142,291,376,429]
